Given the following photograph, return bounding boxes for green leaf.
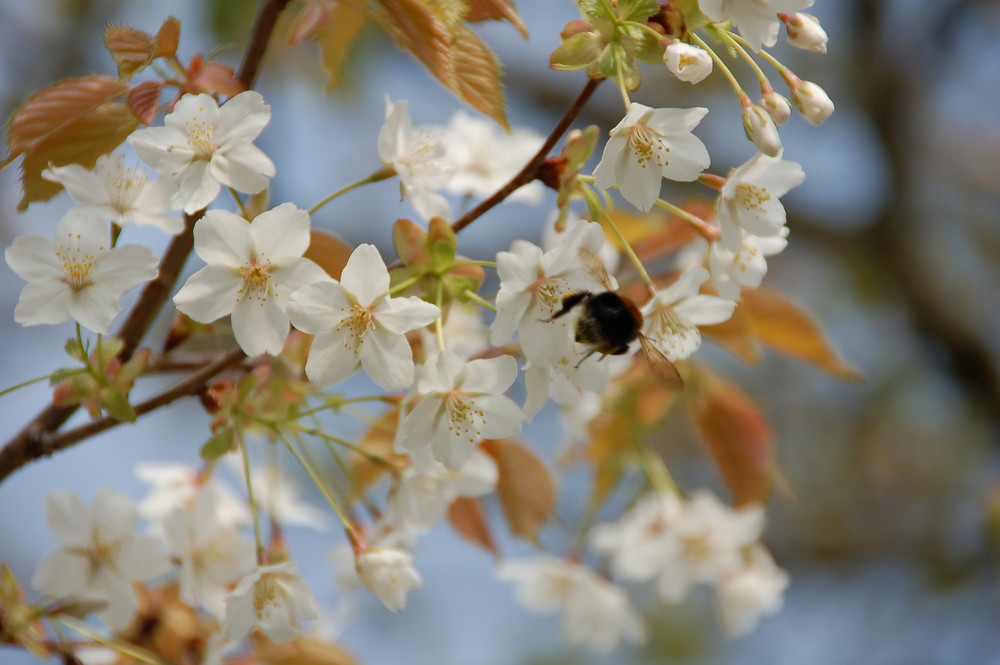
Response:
[550,31,603,71]
[64,338,87,362]
[430,239,456,272]
[619,0,659,23]
[100,387,136,423]
[200,427,235,460]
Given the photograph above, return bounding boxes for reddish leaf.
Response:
[254,636,358,665]
[447,497,498,555]
[466,0,528,39]
[153,17,181,58]
[743,287,863,381]
[702,301,763,365]
[687,370,773,506]
[375,0,454,85]
[349,407,405,496]
[104,26,155,80]
[127,81,164,125]
[317,1,368,91]
[482,438,556,543]
[305,229,353,280]
[450,26,509,130]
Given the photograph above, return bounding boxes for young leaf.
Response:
[100,387,136,423]
[466,0,529,39]
[375,0,454,86]
[451,26,509,129]
[200,427,236,460]
[304,229,353,280]
[153,17,181,58]
[104,26,155,80]
[317,1,368,92]
[482,438,556,544]
[126,81,164,125]
[5,76,136,210]
[687,370,773,506]
[447,497,499,555]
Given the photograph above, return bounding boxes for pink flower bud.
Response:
[760,90,791,125]
[783,13,828,54]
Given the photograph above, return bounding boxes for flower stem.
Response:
[56,618,168,665]
[463,289,497,314]
[719,30,769,86]
[434,280,446,351]
[584,187,656,295]
[287,422,398,471]
[308,167,396,216]
[0,372,65,399]
[238,429,267,565]
[654,198,721,242]
[689,32,744,96]
[277,429,355,535]
[228,186,251,218]
[388,274,421,296]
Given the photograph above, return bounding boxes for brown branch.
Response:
[450,77,602,234]
[0,0,291,485]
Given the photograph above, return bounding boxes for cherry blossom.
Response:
[172,203,329,356]
[32,489,171,629]
[664,41,713,84]
[287,243,439,390]
[716,152,805,251]
[356,548,423,612]
[135,461,249,532]
[221,561,317,644]
[497,555,645,653]
[395,350,523,471]
[792,80,835,125]
[377,98,453,221]
[590,491,685,581]
[42,154,182,234]
[128,91,275,214]
[710,227,789,300]
[593,103,710,212]
[641,266,735,361]
[716,545,790,636]
[5,212,158,334]
[700,0,816,52]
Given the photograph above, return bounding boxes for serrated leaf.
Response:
[153,17,181,58]
[100,387,136,423]
[317,1,368,91]
[550,31,603,71]
[104,26,155,80]
[375,0,454,85]
[5,76,135,210]
[126,81,163,125]
[619,0,659,22]
[687,371,773,506]
[482,438,556,544]
[743,287,863,381]
[450,26,508,129]
[447,497,498,555]
[64,338,87,362]
[200,427,236,460]
[304,229,353,280]
[466,0,528,38]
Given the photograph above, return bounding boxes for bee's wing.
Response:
[639,334,685,390]
[579,247,615,292]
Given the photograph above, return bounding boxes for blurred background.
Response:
[0,0,999,663]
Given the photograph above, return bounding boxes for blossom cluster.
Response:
[1,0,838,659]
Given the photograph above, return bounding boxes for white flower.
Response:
[784,12,828,53]
[5,212,158,334]
[356,548,423,612]
[163,492,255,617]
[655,490,765,603]
[135,461,249,532]
[221,561,317,644]
[593,103,710,212]
[716,152,805,251]
[590,491,684,581]
[377,98,453,221]
[741,103,782,157]
[396,350,523,471]
[248,464,331,532]
[443,111,544,204]
[128,91,276,214]
[760,90,791,125]
[32,489,171,629]
[418,300,490,361]
[699,0,815,52]
[172,203,329,357]
[641,266,735,361]
[497,555,645,653]
[42,154,182,234]
[716,545,789,636]
[522,352,609,420]
[288,243,439,390]
[710,227,789,300]
[664,41,713,84]
[792,80,835,125]
[491,221,606,365]
[389,449,498,533]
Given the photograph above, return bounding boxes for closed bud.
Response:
[783,13,828,54]
[792,80,835,125]
[760,90,791,125]
[741,104,783,157]
[664,41,713,84]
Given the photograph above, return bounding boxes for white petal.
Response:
[287,281,351,333]
[44,491,92,548]
[459,354,518,394]
[650,265,709,307]
[375,296,439,334]
[659,131,711,182]
[592,135,627,193]
[221,587,256,640]
[377,99,411,164]
[270,258,330,308]
[304,330,360,387]
[489,290,531,346]
[675,294,735,326]
[405,183,451,222]
[115,535,171,581]
[5,234,61,281]
[43,162,107,205]
[477,394,524,439]
[614,144,661,211]
[360,327,415,390]
[91,568,138,629]
[173,161,220,214]
[68,287,122,334]
[231,296,289,356]
[214,90,270,144]
[90,245,159,292]
[248,203,310,263]
[194,210,251,268]
[32,549,88,597]
[257,597,299,644]
[129,126,195,174]
[173,265,242,323]
[210,140,275,194]
[13,280,72,327]
[339,244,390,305]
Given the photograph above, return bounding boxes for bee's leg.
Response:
[574,348,599,369]
[545,293,590,322]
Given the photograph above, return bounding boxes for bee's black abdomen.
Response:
[575,292,641,353]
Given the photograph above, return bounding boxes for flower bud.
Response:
[741,104,782,157]
[760,90,791,125]
[357,548,423,612]
[664,41,713,84]
[792,80,835,125]
[783,13,828,54]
